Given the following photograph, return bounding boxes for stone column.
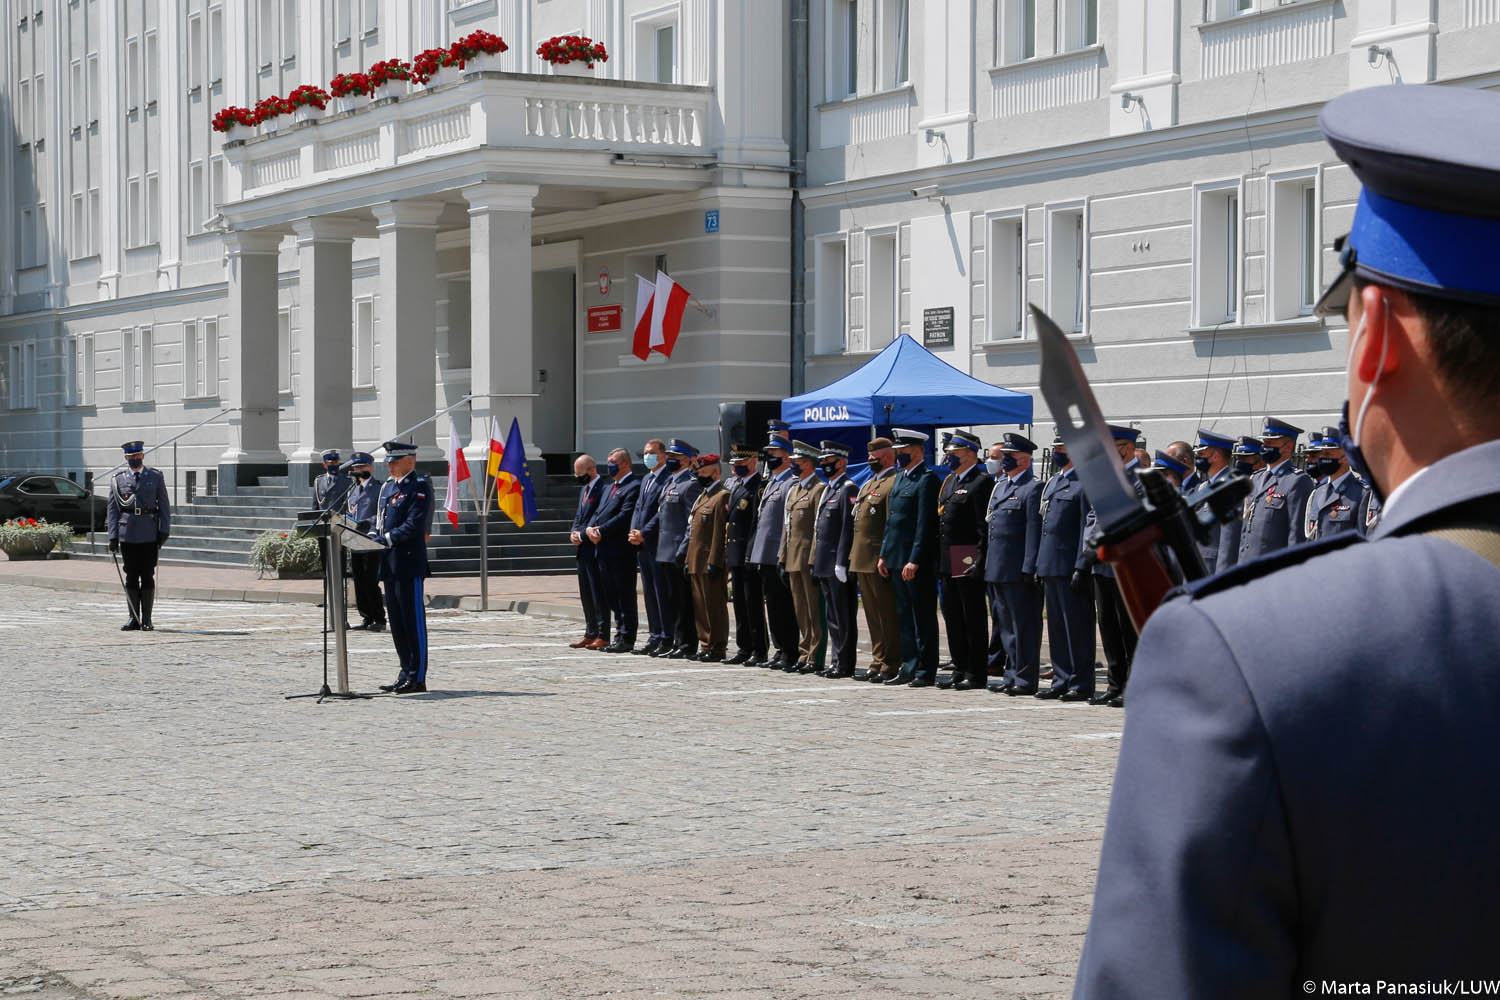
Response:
[219,230,287,493]
[462,183,538,463]
[371,199,444,464]
[288,218,358,484]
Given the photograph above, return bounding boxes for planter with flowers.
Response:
[254,94,293,133]
[368,58,414,100]
[0,518,74,561]
[288,84,331,123]
[413,46,464,87]
[329,72,373,113]
[211,104,261,140]
[250,529,321,579]
[454,30,510,73]
[536,35,608,76]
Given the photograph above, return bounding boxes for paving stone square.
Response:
[0,583,1117,998]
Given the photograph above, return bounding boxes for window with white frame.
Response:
[210,156,226,219]
[986,213,1026,342]
[188,14,204,91]
[828,0,858,99]
[866,230,899,351]
[258,0,276,69]
[144,30,159,106]
[183,318,218,397]
[66,333,95,407]
[277,309,293,393]
[208,6,224,84]
[877,0,910,89]
[283,0,298,61]
[126,35,141,110]
[1047,205,1088,335]
[121,327,154,403]
[145,173,160,245]
[70,59,85,129]
[335,0,353,44]
[8,342,38,410]
[1207,0,1262,20]
[1195,182,1242,326]
[189,162,205,235]
[1269,172,1319,320]
[362,0,379,35]
[353,297,375,387]
[1062,0,1098,50]
[633,9,681,84]
[997,0,1038,63]
[814,239,848,355]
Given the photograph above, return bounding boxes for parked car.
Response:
[0,475,107,532]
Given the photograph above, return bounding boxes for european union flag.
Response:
[495,417,538,528]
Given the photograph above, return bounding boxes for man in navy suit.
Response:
[1075,84,1500,996]
[1034,438,1094,700]
[371,441,432,694]
[628,439,671,655]
[569,454,608,650]
[878,429,942,687]
[588,447,641,652]
[985,433,1044,696]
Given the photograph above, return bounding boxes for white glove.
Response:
[834,565,848,583]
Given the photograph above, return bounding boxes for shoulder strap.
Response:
[1421,523,1500,572]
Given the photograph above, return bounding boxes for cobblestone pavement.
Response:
[0,583,1117,999]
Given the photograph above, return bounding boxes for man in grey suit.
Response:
[655,439,703,658]
[1215,436,1262,571]
[1075,83,1500,996]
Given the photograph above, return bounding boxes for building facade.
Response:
[2,0,1499,497]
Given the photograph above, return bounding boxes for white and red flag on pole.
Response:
[444,420,471,528]
[631,274,656,360]
[631,270,693,360]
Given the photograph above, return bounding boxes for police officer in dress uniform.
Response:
[879,429,942,687]
[842,438,901,683]
[1302,430,1359,542]
[1170,441,1201,495]
[371,441,431,694]
[345,452,385,632]
[812,442,859,679]
[656,439,703,659]
[1216,436,1263,571]
[1238,416,1316,560]
[313,448,354,624]
[684,454,730,661]
[1078,425,1144,707]
[587,448,641,653]
[779,440,827,673]
[936,430,994,691]
[629,439,671,656]
[1151,450,1190,491]
[723,445,767,665]
[1075,83,1500,995]
[749,426,800,669]
[568,455,609,649]
[107,441,171,631]
[1035,437,1095,700]
[1188,429,1236,575]
[986,433,1044,695]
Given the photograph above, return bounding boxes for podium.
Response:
[288,510,388,702]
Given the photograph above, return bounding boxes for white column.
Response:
[220,230,287,488]
[288,218,358,472]
[462,183,538,461]
[371,199,444,461]
[156,1,183,289]
[96,0,122,298]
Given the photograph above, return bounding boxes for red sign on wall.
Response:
[587,305,623,333]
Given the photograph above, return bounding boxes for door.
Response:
[531,268,577,457]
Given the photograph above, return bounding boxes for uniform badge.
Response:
[869,506,878,516]
[738,499,748,510]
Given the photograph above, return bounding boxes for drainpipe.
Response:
[789,0,809,395]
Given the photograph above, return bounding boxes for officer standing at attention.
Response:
[723,445,767,665]
[1239,417,1316,560]
[628,439,671,656]
[656,439,703,659]
[779,440,826,673]
[1151,450,1190,491]
[812,442,859,679]
[587,448,641,653]
[1078,425,1143,707]
[1189,429,1237,574]
[842,438,901,684]
[749,426,800,669]
[986,433,1044,696]
[935,430,993,690]
[344,452,385,632]
[1217,437,1263,571]
[313,448,353,625]
[684,454,731,661]
[1168,441,1199,494]
[371,442,432,694]
[1303,429,1364,541]
[107,441,171,631]
[879,429,942,687]
[1035,438,1094,701]
[1075,83,1500,995]
[568,454,608,650]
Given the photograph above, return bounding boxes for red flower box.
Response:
[330,71,373,97]
[287,84,330,110]
[536,34,609,68]
[211,105,261,132]
[367,58,413,87]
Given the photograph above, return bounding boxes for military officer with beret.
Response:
[986,433,1044,695]
[656,439,703,658]
[345,452,385,632]
[779,440,826,673]
[1035,438,1094,700]
[1189,429,1236,575]
[749,425,800,668]
[723,445,767,665]
[935,430,993,690]
[371,441,432,694]
[879,429,942,687]
[1077,425,1144,707]
[1239,416,1316,561]
[107,440,171,631]
[842,438,901,683]
[1076,83,1500,994]
[812,442,859,679]
[684,454,730,661]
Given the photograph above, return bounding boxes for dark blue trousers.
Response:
[1043,576,1096,695]
[987,584,1009,677]
[598,549,638,645]
[577,547,608,640]
[997,581,1043,692]
[637,548,665,644]
[891,569,939,681]
[383,575,427,685]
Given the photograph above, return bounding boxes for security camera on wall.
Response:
[911,184,941,200]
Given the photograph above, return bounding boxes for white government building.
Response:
[2,0,1498,498]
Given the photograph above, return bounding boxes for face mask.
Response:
[1261,445,1281,465]
[575,473,591,485]
[1340,306,1388,502]
[643,452,660,470]
[127,457,143,469]
[1305,457,1334,479]
[895,452,912,469]
[1234,459,1256,476]
[984,459,1003,476]
[605,461,619,477]
[1193,456,1211,474]
[1054,451,1069,468]
[325,463,340,472]
[944,454,961,470]
[355,470,371,480]
[732,463,750,478]
[695,474,715,489]
[664,457,681,472]
[819,462,839,478]
[1001,454,1018,473]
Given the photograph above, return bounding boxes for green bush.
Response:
[249,529,322,576]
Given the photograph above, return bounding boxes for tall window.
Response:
[634,13,680,84]
[1047,205,1087,335]
[878,0,910,89]
[1223,193,1239,321]
[122,327,154,403]
[1270,173,1319,319]
[1064,0,1098,50]
[1019,0,1036,59]
[67,333,95,406]
[987,214,1025,341]
[189,162,206,235]
[814,239,848,355]
[184,319,218,397]
[8,342,38,409]
[188,14,204,91]
[829,0,858,99]
[144,30,159,106]
[1195,183,1241,326]
[126,36,141,110]
[655,23,677,83]
[278,310,293,393]
[208,6,224,84]
[866,231,899,351]
[353,298,375,387]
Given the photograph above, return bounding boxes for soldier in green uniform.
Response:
[779,440,826,673]
[841,437,901,683]
[878,429,942,687]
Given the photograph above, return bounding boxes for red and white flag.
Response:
[444,421,471,528]
[631,274,656,361]
[650,269,690,358]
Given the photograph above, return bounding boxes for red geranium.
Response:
[287,84,330,110]
[253,94,294,121]
[211,105,261,132]
[455,30,509,60]
[330,71,373,97]
[367,58,413,86]
[412,46,465,83]
[536,34,608,68]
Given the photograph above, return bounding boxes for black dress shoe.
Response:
[798,662,823,675]
[140,623,154,631]
[782,660,802,673]
[1108,694,1125,708]
[666,646,691,659]
[393,681,427,694]
[606,641,632,653]
[827,667,855,679]
[369,622,385,632]
[121,620,141,631]
[954,678,985,691]
[379,680,403,693]
[726,650,752,665]
[936,678,955,689]
[1060,689,1090,702]
[1007,686,1037,697]
[993,682,1015,695]
[1089,689,1121,706]
[349,621,369,631]
[1035,686,1064,700]
[908,676,935,688]
[648,644,669,657]
[700,651,725,663]
[765,653,785,669]
[882,674,909,686]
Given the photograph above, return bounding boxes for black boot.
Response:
[122,586,142,630]
[139,585,156,631]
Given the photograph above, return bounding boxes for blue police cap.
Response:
[1152,450,1189,476]
[666,438,699,458]
[1195,428,1236,452]
[1233,436,1262,456]
[945,430,983,452]
[1315,85,1500,316]
[349,451,374,465]
[1000,432,1037,453]
[766,435,792,452]
[321,449,341,462]
[382,440,418,460]
[121,440,145,455]
[1260,417,1303,440]
[766,419,790,433]
[1107,424,1140,443]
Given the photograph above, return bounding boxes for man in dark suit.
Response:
[1075,83,1500,995]
[936,430,993,690]
[344,451,385,632]
[629,438,671,655]
[723,445,766,665]
[878,429,942,687]
[587,447,641,653]
[1034,438,1093,700]
[655,439,703,658]
[812,442,859,679]
[370,441,432,694]
[569,454,608,650]
[985,433,1044,696]
[1167,440,1199,494]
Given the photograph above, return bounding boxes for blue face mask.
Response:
[127,457,143,469]
[944,454,961,470]
[605,461,619,477]
[644,452,661,470]
[1001,454,1018,472]
[895,452,912,469]
[1234,459,1255,476]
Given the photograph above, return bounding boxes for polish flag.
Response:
[486,416,505,483]
[650,270,690,358]
[631,274,656,361]
[445,421,471,528]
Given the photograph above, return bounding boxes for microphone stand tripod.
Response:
[287,506,372,703]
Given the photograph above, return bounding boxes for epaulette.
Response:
[1168,531,1365,602]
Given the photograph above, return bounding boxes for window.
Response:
[335,0,353,44]
[1195,182,1242,326]
[189,162,205,234]
[188,15,203,90]
[282,0,298,61]
[362,0,379,35]
[210,157,226,218]
[998,0,1039,62]
[1269,172,1320,320]
[126,36,140,109]
[866,231,899,351]
[1062,0,1098,49]
[829,0,858,99]
[184,319,218,397]
[208,7,224,83]
[986,213,1025,341]
[71,193,87,254]
[258,0,276,68]
[86,53,100,124]
[122,327,154,403]
[88,188,101,255]
[278,309,293,393]
[66,333,95,406]
[1019,0,1036,59]
[144,31,159,105]
[70,60,84,128]
[878,0,910,89]
[8,342,38,409]
[353,298,375,387]
[145,173,160,244]
[814,239,848,355]
[1047,205,1088,335]
[633,12,680,84]
[654,24,677,83]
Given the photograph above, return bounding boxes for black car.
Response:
[0,475,107,532]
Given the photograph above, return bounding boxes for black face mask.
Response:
[127,457,144,469]
[1307,457,1341,479]
[695,474,716,489]
[355,470,371,480]
[1234,459,1256,476]
[944,454,961,470]
[325,463,340,473]
[1001,454,1019,472]
[664,457,681,472]
[732,463,751,479]
[575,474,591,485]
[1053,451,1068,468]
[1193,456,1211,474]
[1261,445,1281,465]
[818,462,839,478]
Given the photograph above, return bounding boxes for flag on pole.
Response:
[631,274,656,361]
[495,417,538,528]
[650,269,691,358]
[486,416,505,483]
[444,421,471,528]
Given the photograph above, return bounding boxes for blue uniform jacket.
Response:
[588,473,640,558]
[812,474,859,579]
[630,466,670,548]
[748,468,795,567]
[314,471,353,512]
[879,462,941,571]
[1079,460,1145,578]
[655,469,702,563]
[1305,471,1365,541]
[1190,465,1234,575]
[1074,440,1500,997]
[375,472,431,580]
[345,476,381,525]
[985,467,1042,583]
[1239,460,1315,559]
[1035,468,1088,578]
[107,466,170,544]
[725,472,765,568]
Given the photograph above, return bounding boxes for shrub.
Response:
[250,529,321,576]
